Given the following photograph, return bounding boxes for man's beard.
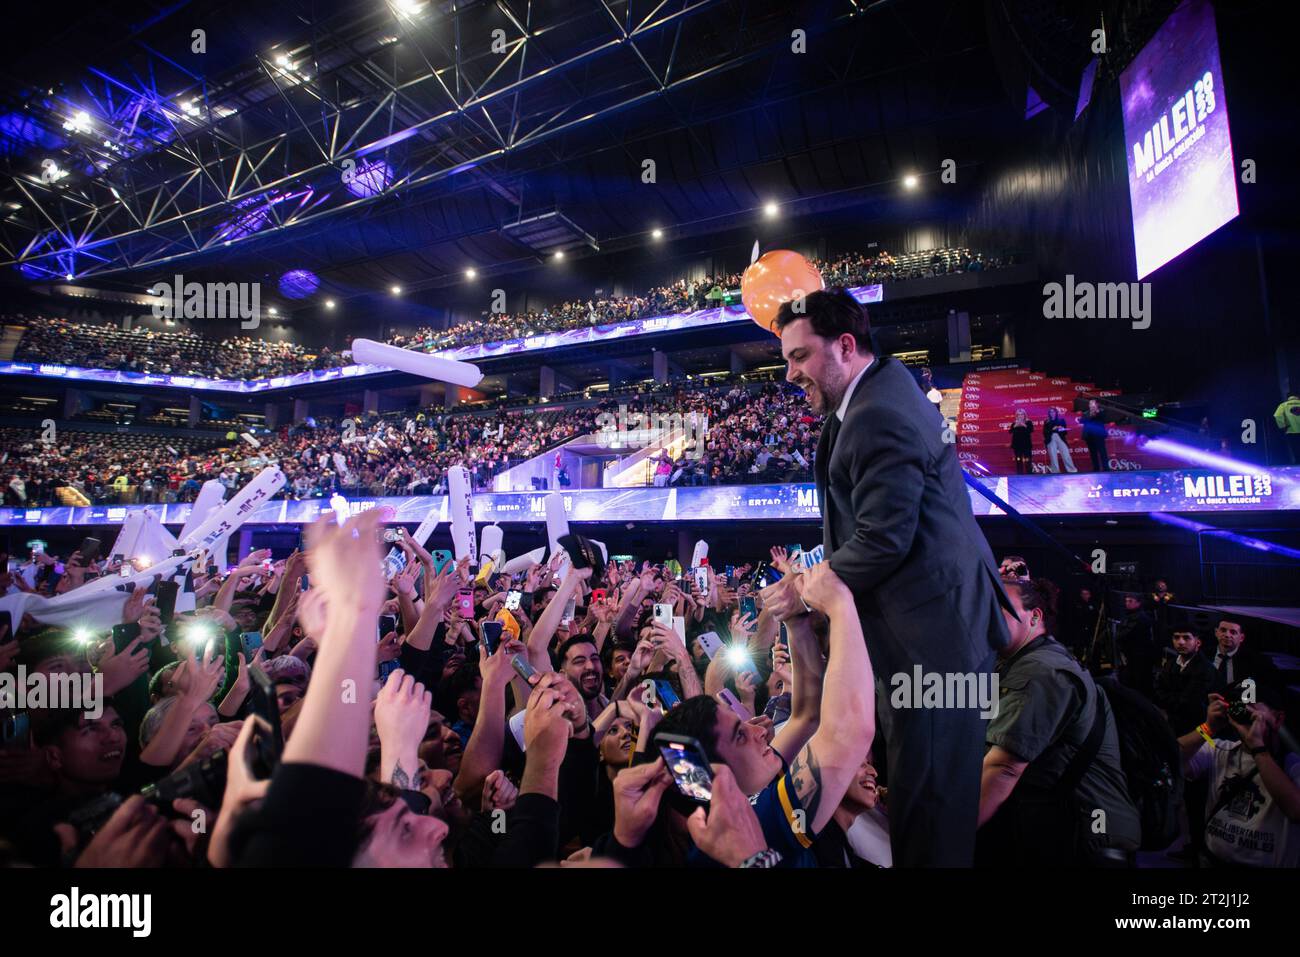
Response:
[803,363,849,415]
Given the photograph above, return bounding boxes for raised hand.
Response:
[611,758,673,849]
[97,637,151,696]
[374,669,433,789]
[685,764,768,867]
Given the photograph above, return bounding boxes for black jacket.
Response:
[815,356,1011,674]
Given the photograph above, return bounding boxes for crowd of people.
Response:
[1,378,821,507]
[1,517,1291,870]
[7,247,1016,381]
[11,315,346,381]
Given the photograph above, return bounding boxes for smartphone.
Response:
[300,573,310,592]
[510,653,540,685]
[246,667,284,777]
[382,528,404,543]
[480,620,504,655]
[654,733,713,806]
[777,622,789,651]
[653,603,674,628]
[672,615,686,642]
[591,588,607,604]
[696,631,723,660]
[118,562,132,578]
[431,550,454,573]
[1,712,31,749]
[378,615,398,637]
[786,544,802,561]
[456,589,474,617]
[739,596,757,620]
[110,622,141,651]
[654,678,682,711]
[561,596,577,625]
[154,580,179,625]
[240,631,263,657]
[505,590,523,611]
[717,688,753,721]
[78,537,102,563]
[694,566,709,593]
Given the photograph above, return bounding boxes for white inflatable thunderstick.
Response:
[447,466,477,564]
[350,338,484,388]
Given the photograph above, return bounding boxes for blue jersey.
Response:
[689,748,821,867]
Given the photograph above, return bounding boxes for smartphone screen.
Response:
[656,736,713,804]
[739,596,757,620]
[481,620,503,654]
[378,615,398,637]
[240,631,264,657]
[505,590,522,611]
[654,678,681,711]
[457,590,474,617]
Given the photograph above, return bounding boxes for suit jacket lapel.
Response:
[815,415,834,548]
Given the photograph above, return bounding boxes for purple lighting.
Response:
[1142,438,1279,481]
[1150,513,1300,561]
[343,159,392,199]
[279,269,321,299]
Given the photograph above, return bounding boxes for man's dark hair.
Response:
[773,288,873,354]
[353,780,402,853]
[16,628,79,670]
[1217,618,1246,634]
[31,701,119,749]
[652,695,723,762]
[1002,576,1061,636]
[436,661,481,717]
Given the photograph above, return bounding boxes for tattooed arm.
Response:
[374,669,433,792]
[788,562,875,835]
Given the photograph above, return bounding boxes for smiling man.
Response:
[775,288,1012,867]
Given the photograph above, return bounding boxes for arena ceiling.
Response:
[0,0,1125,298]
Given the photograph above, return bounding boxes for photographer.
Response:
[1177,691,1300,867]
[976,576,1141,866]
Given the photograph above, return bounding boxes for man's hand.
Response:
[685,764,768,866]
[480,637,525,691]
[759,574,806,622]
[481,769,519,813]
[121,584,151,624]
[209,716,272,868]
[524,673,575,756]
[303,506,392,625]
[374,669,433,788]
[377,630,403,663]
[70,795,177,868]
[611,758,673,849]
[97,637,151,696]
[799,562,852,613]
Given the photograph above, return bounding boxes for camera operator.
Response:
[1176,692,1300,867]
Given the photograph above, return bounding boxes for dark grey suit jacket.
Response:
[816,357,1011,673]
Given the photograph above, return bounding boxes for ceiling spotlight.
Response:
[324,299,336,309]
[903,174,919,189]
[65,273,73,281]
[465,268,477,279]
[390,285,402,295]
[268,306,278,316]
[763,201,779,218]
[553,250,565,261]
[651,228,663,240]
[275,54,291,67]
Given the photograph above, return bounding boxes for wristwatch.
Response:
[739,848,783,868]
[1246,745,1269,757]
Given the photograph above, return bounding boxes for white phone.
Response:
[653,603,674,628]
[672,616,686,642]
[717,688,753,721]
[696,631,723,660]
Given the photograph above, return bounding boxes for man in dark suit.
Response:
[1154,628,1215,735]
[1206,617,1276,698]
[775,289,1011,866]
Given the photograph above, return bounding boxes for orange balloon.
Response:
[740,250,824,336]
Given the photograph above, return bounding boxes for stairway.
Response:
[956,367,1183,474]
[0,324,27,361]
